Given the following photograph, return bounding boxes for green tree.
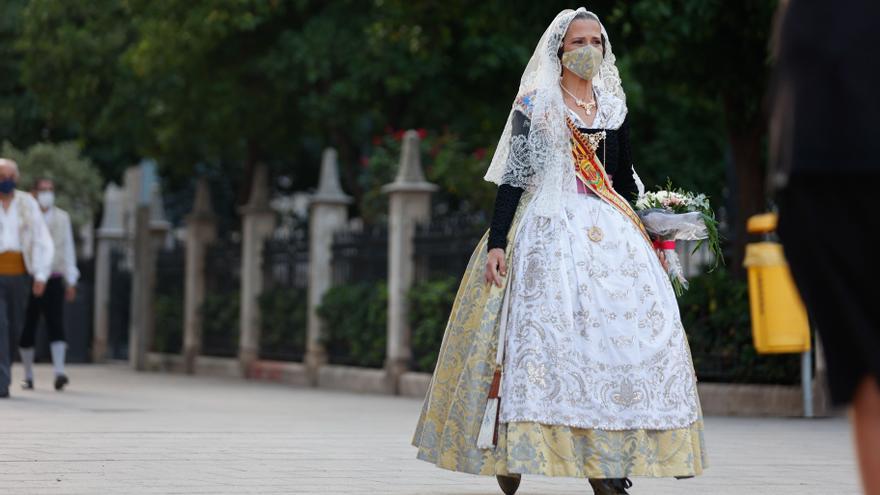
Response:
[16,0,775,252]
[17,0,146,181]
[610,0,778,275]
[2,140,103,229]
[0,0,49,149]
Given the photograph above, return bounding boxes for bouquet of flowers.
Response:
[633,178,723,295]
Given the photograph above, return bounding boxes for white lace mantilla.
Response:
[484,8,628,218]
[499,193,700,431]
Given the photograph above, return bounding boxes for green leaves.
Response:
[1,140,102,230]
[317,281,388,368]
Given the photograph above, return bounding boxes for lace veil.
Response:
[484,8,628,216]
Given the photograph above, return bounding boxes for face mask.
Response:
[561,44,603,81]
[37,191,55,209]
[0,179,15,194]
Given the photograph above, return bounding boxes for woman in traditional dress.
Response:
[412,8,707,495]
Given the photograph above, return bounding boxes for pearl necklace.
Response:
[560,83,597,115]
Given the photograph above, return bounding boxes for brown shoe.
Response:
[589,478,633,494]
[496,474,521,495]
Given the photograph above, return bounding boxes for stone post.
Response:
[149,182,172,247]
[238,165,276,373]
[129,204,153,370]
[381,131,437,393]
[305,149,351,382]
[128,161,169,370]
[183,179,216,373]
[92,183,126,362]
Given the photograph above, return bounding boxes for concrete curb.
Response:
[147,353,241,379]
[144,354,828,417]
[317,364,393,395]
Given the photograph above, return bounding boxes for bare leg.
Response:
[852,376,880,495]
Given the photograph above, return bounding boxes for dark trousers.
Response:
[0,275,29,392]
[19,276,65,348]
[778,173,880,405]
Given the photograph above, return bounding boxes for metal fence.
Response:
[107,247,131,360]
[263,235,309,291]
[259,234,309,362]
[414,213,487,283]
[202,237,241,358]
[153,244,185,354]
[331,224,388,285]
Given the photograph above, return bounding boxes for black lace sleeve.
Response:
[488,109,530,251]
[613,117,638,202]
[488,184,524,251]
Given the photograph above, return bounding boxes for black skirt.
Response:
[777,172,880,405]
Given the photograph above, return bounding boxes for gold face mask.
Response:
[561,45,603,81]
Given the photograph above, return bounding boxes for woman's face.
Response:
[562,18,603,56]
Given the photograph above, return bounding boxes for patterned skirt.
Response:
[412,193,707,478]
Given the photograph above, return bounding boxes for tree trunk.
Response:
[724,103,767,279]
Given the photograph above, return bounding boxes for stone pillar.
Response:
[183,179,216,373]
[149,182,172,247]
[128,161,169,370]
[129,204,153,370]
[381,131,437,392]
[305,149,351,382]
[92,183,126,362]
[238,165,276,373]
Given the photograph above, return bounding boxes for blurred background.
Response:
[0,0,803,393]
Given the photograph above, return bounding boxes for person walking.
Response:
[19,177,79,391]
[412,8,706,495]
[0,158,53,399]
[772,1,880,493]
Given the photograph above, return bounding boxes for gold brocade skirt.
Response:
[411,196,707,478]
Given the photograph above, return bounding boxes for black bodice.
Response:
[487,116,636,251]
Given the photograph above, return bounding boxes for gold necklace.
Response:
[560,83,597,115]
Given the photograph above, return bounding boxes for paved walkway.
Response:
[0,365,861,494]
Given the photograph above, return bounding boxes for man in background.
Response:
[19,177,79,392]
[0,158,53,399]
[772,0,880,493]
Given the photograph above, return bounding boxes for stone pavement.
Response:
[0,365,861,494]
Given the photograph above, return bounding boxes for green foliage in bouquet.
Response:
[635,178,724,271]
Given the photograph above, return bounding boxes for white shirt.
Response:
[0,199,22,251]
[0,191,54,282]
[44,208,79,286]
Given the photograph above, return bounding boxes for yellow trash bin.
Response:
[743,241,811,354]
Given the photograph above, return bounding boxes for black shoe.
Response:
[496,474,521,495]
[21,379,33,390]
[589,478,633,495]
[0,389,9,398]
[54,374,69,391]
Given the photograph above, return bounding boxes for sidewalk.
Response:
[0,365,860,494]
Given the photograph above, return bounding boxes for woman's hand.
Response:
[485,248,507,287]
[655,248,670,272]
